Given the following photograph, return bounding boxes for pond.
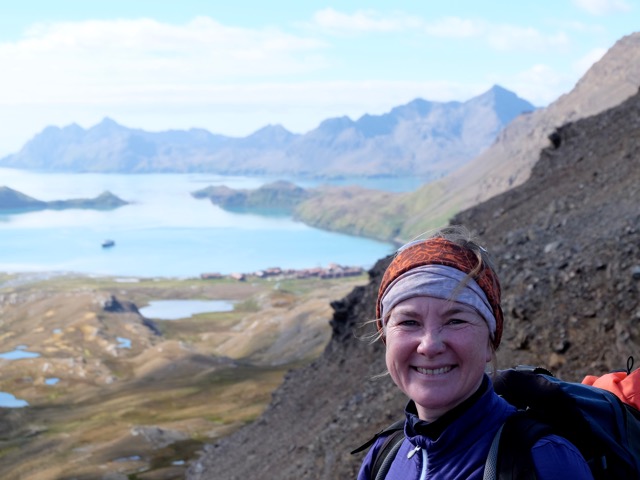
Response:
[0,392,28,408]
[0,345,40,360]
[139,299,235,320]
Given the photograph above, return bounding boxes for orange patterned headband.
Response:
[376,237,504,348]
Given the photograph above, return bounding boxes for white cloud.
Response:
[549,19,606,34]
[310,8,421,34]
[423,17,486,38]
[0,17,328,105]
[499,64,570,106]
[422,16,569,53]
[486,26,570,52]
[572,0,633,15]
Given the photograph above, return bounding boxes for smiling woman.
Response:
[384,296,492,422]
[356,226,594,480]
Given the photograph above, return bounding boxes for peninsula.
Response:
[0,186,129,212]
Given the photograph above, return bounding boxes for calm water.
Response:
[139,299,235,319]
[0,345,40,360]
[0,168,406,278]
[0,392,28,408]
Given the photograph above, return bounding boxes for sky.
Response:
[0,0,637,156]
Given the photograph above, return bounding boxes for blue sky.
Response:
[0,0,637,156]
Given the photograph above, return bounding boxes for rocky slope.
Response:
[410,32,640,232]
[0,86,533,178]
[187,79,640,479]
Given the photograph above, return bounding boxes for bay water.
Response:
[0,168,419,278]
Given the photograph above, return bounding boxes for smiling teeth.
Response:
[416,366,452,375]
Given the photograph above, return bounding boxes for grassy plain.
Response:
[0,272,367,479]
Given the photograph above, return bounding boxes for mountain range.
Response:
[271,32,640,244]
[0,85,534,179]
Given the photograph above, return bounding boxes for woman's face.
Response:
[385,295,492,421]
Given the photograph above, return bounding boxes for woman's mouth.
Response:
[415,365,454,375]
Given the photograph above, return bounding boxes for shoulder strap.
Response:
[372,430,405,480]
[350,419,405,480]
[483,424,504,480]
[350,419,404,455]
[484,412,553,480]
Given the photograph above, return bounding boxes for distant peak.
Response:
[315,116,354,134]
[246,124,297,145]
[252,124,293,135]
[489,84,509,93]
[480,85,517,99]
[98,117,120,126]
[406,97,430,107]
[63,122,84,133]
[89,117,126,134]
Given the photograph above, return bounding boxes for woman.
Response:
[357,226,592,479]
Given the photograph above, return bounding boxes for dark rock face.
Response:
[101,295,137,313]
[187,91,640,479]
[454,90,640,379]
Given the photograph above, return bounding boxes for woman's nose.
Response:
[416,328,446,355]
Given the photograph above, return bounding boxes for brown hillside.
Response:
[405,32,640,235]
[188,82,640,478]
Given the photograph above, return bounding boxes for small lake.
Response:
[0,392,28,408]
[0,345,40,360]
[0,168,403,278]
[139,299,234,320]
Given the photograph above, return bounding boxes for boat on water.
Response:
[102,239,115,248]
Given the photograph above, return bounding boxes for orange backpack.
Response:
[582,356,640,410]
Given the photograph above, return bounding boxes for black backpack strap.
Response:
[351,419,405,479]
[371,429,405,480]
[486,412,553,480]
[350,419,404,455]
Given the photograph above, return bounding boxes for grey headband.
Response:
[379,264,496,338]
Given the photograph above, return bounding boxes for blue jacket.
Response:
[357,376,593,480]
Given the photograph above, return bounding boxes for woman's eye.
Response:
[397,319,418,327]
[448,318,466,325]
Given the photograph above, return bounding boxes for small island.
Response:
[0,186,129,212]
